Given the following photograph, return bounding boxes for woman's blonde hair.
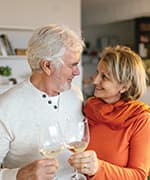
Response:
[100,45,147,100]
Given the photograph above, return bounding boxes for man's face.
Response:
[50,49,81,93]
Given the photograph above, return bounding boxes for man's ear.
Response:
[40,59,53,75]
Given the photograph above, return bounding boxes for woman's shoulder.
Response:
[131,110,150,135]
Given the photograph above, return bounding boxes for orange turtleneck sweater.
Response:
[84,97,150,180]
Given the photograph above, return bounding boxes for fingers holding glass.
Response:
[69,150,99,177]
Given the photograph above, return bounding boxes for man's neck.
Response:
[30,73,60,97]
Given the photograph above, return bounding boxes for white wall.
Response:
[82,0,150,26]
[0,0,81,33]
[82,20,135,50]
[0,0,82,48]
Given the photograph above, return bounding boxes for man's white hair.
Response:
[26,24,84,71]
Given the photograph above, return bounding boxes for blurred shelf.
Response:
[0,56,26,60]
[0,26,33,31]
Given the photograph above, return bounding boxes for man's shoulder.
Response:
[0,80,27,102]
[71,84,81,92]
[65,84,83,100]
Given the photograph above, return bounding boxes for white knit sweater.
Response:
[0,79,86,180]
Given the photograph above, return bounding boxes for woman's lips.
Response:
[95,87,102,90]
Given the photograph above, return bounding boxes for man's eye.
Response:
[70,64,79,69]
[70,65,75,68]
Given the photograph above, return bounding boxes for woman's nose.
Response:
[93,74,101,84]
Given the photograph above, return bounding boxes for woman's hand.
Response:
[68,150,99,176]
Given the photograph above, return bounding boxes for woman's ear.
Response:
[40,59,53,75]
[120,82,131,94]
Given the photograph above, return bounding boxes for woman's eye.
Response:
[102,73,107,80]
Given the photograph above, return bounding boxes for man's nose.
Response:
[73,66,80,76]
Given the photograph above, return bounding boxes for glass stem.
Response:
[71,169,79,180]
[53,174,58,180]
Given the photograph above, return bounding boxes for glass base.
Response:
[53,175,58,180]
[71,172,86,180]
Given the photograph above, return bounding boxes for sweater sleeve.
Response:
[88,160,147,180]
[89,114,150,180]
[0,120,18,180]
[0,168,19,180]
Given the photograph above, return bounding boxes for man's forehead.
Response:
[63,49,81,61]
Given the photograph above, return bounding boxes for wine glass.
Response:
[38,121,64,180]
[64,117,90,180]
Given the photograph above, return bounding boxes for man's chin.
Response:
[60,83,71,92]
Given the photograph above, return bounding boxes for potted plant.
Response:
[0,66,12,85]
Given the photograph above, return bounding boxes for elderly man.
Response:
[0,24,85,180]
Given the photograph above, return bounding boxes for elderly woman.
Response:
[69,45,150,180]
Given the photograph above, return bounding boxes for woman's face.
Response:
[93,61,125,104]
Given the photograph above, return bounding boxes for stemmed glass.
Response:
[64,117,90,180]
[38,121,64,180]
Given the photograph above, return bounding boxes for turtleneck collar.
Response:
[83,97,150,129]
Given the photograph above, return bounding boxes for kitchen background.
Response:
[0,0,150,105]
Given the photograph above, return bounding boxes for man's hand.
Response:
[17,159,58,180]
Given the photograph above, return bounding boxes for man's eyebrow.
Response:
[71,62,79,66]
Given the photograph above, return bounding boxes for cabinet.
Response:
[135,17,150,58]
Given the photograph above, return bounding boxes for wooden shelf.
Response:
[0,56,27,60]
[0,27,33,52]
[0,26,34,31]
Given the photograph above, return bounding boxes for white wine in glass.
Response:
[65,117,90,180]
[40,144,64,159]
[66,141,88,153]
[39,122,64,179]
